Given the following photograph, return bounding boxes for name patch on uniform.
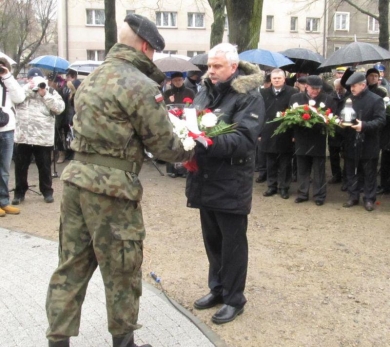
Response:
[155,93,163,103]
[250,113,259,119]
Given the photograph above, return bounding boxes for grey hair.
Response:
[270,68,286,77]
[333,78,341,87]
[208,43,239,64]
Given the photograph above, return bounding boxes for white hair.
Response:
[208,43,239,64]
[333,78,341,87]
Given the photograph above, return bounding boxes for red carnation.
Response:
[204,108,212,113]
[182,97,193,104]
[282,112,286,117]
[303,105,310,111]
[302,113,311,120]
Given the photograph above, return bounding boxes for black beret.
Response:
[171,72,184,79]
[346,72,366,86]
[297,76,307,84]
[306,75,323,88]
[366,68,380,77]
[124,14,165,51]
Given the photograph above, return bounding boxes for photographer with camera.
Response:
[12,68,65,205]
[0,57,25,217]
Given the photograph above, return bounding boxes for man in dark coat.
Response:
[184,70,201,95]
[163,71,195,105]
[289,75,337,206]
[342,72,386,211]
[260,68,298,199]
[186,43,265,324]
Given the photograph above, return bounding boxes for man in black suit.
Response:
[260,69,298,199]
[289,75,337,206]
[341,72,386,211]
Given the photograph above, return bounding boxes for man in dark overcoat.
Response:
[289,75,337,205]
[260,68,298,199]
[186,43,265,324]
[342,72,386,211]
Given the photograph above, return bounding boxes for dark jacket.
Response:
[163,84,195,105]
[328,90,346,147]
[289,91,337,157]
[185,61,265,215]
[184,77,199,96]
[343,88,386,159]
[260,85,298,153]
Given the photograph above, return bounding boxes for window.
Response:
[290,17,298,31]
[188,13,205,28]
[334,45,342,52]
[187,51,206,57]
[368,16,379,33]
[87,50,105,61]
[306,17,320,32]
[156,12,177,27]
[162,50,177,54]
[266,15,274,31]
[86,9,105,26]
[334,12,349,30]
[126,10,135,16]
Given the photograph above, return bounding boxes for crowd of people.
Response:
[0,12,389,347]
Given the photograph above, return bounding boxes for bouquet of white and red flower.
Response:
[268,100,341,137]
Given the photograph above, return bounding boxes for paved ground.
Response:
[0,228,227,347]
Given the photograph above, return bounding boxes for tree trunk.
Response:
[104,0,117,55]
[225,0,263,53]
[378,0,389,50]
[207,0,226,49]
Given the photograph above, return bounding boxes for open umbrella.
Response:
[154,56,200,73]
[189,53,208,66]
[29,55,69,73]
[68,60,103,75]
[239,49,295,70]
[0,51,16,65]
[279,48,324,73]
[318,42,390,70]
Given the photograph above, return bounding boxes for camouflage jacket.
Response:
[14,84,65,146]
[62,43,193,201]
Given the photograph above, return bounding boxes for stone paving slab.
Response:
[0,228,226,347]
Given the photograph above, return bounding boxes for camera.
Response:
[32,82,46,92]
[0,66,5,74]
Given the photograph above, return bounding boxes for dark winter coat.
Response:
[328,90,346,147]
[260,84,298,153]
[163,84,195,105]
[185,61,265,215]
[289,91,337,157]
[343,88,386,159]
[184,77,199,96]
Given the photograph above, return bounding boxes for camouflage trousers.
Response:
[46,182,144,342]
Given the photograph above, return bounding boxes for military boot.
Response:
[48,339,69,347]
[112,334,152,347]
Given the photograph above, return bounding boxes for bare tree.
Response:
[207,0,226,48]
[104,0,117,54]
[0,0,57,76]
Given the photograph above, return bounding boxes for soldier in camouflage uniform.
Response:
[13,68,65,204]
[45,14,193,347]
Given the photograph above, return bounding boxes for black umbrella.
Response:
[189,53,208,66]
[318,42,390,70]
[279,48,324,74]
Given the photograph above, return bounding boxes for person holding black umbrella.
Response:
[341,72,386,211]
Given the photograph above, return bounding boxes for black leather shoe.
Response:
[342,199,359,208]
[194,293,223,310]
[328,176,341,184]
[263,188,277,197]
[255,175,267,183]
[44,195,54,203]
[364,201,374,212]
[48,339,70,347]
[12,196,25,205]
[315,200,324,206]
[212,304,244,324]
[167,173,177,178]
[341,183,348,192]
[280,189,289,199]
[295,197,308,203]
[113,334,151,347]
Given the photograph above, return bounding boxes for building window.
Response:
[87,50,105,61]
[290,17,298,32]
[86,9,105,26]
[156,12,177,27]
[368,16,379,33]
[162,50,177,54]
[306,17,320,32]
[188,13,205,28]
[187,51,206,57]
[334,12,349,31]
[334,45,342,52]
[126,10,135,16]
[266,15,274,31]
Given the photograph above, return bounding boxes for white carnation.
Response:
[276,111,281,118]
[319,102,325,108]
[384,97,390,103]
[292,102,299,109]
[182,137,196,151]
[309,100,316,106]
[200,112,218,127]
[328,113,334,119]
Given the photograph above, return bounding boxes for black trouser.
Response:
[14,143,53,197]
[380,150,390,190]
[266,152,292,190]
[199,208,248,309]
[345,157,378,202]
[296,155,326,202]
[328,145,343,180]
[255,142,267,177]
